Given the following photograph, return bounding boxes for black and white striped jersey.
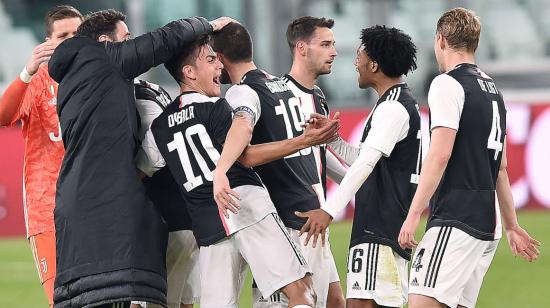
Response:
[352,83,422,260]
[134,80,192,232]
[227,69,322,230]
[138,91,264,246]
[427,63,505,241]
[282,74,329,197]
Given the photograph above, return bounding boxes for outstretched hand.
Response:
[213,170,241,218]
[506,225,540,262]
[295,209,333,248]
[302,112,340,147]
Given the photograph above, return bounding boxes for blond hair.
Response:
[436,7,481,52]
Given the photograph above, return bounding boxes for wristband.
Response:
[19,66,33,83]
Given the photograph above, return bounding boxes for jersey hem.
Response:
[350,235,411,261]
[427,219,495,241]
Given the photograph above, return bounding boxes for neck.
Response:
[443,50,475,72]
[372,75,404,97]
[288,60,317,89]
[226,61,257,84]
[180,82,203,96]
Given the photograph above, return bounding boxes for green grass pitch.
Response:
[0,211,548,307]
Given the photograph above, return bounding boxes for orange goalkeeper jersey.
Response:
[2,65,64,237]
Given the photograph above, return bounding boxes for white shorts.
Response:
[199,213,310,308]
[409,226,499,308]
[135,230,200,308]
[252,228,340,307]
[346,243,408,307]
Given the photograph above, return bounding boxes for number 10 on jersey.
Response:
[275,97,312,159]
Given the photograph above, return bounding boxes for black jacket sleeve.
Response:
[105,17,212,79]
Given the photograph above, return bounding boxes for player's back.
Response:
[150,92,264,245]
[238,69,321,230]
[428,63,506,240]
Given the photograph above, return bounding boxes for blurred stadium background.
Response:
[0,0,549,306]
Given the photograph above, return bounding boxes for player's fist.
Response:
[25,41,59,76]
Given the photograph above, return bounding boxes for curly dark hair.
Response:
[77,9,126,41]
[360,25,417,78]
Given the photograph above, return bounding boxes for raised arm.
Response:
[105,17,213,79]
[0,41,57,125]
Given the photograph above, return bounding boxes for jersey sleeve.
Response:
[135,98,164,140]
[224,84,261,126]
[363,100,410,157]
[322,145,383,218]
[428,74,465,131]
[208,99,234,145]
[136,127,166,177]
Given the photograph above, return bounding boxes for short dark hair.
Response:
[211,22,252,63]
[45,5,83,38]
[360,25,417,78]
[286,16,334,53]
[76,9,126,41]
[164,35,212,85]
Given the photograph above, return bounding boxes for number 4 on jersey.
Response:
[487,100,503,160]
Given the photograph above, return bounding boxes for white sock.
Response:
[292,305,313,308]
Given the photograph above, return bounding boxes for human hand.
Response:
[295,209,333,248]
[213,170,241,218]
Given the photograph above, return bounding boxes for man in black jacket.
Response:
[48,13,233,308]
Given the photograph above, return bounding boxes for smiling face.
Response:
[303,27,337,76]
[185,44,223,97]
[47,17,81,45]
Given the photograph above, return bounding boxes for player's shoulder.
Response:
[134,79,172,108]
[225,84,260,104]
[376,99,409,120]
[430,73,464,94]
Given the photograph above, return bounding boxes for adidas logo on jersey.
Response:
[352,281,361,290]
[411,277,419,287]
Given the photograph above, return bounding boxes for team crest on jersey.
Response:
[411,248,425,272]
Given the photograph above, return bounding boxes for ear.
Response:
[296,41,307,56]
[98,34,112,42]
[371,61,378,73]
[182,64,196,81]
[437,33,446,51]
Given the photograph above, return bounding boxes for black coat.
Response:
[48,17,212,308]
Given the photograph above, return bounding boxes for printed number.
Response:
[487,100,503,160]
[167,124,220,192]
[275,97,312,158]
[350,248,364,273]
[411,129,422,184]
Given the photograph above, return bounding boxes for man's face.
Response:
[112,21,131,41]
[354,44,374,89]
[48,17,81,45]
[303,27,337,76]
[189,45,223,97]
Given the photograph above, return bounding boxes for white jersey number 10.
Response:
[275,97,312,158]
[167,124,221,192]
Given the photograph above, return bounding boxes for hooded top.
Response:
[48,17,212,308]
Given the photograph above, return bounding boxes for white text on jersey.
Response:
[168,106,195,128]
